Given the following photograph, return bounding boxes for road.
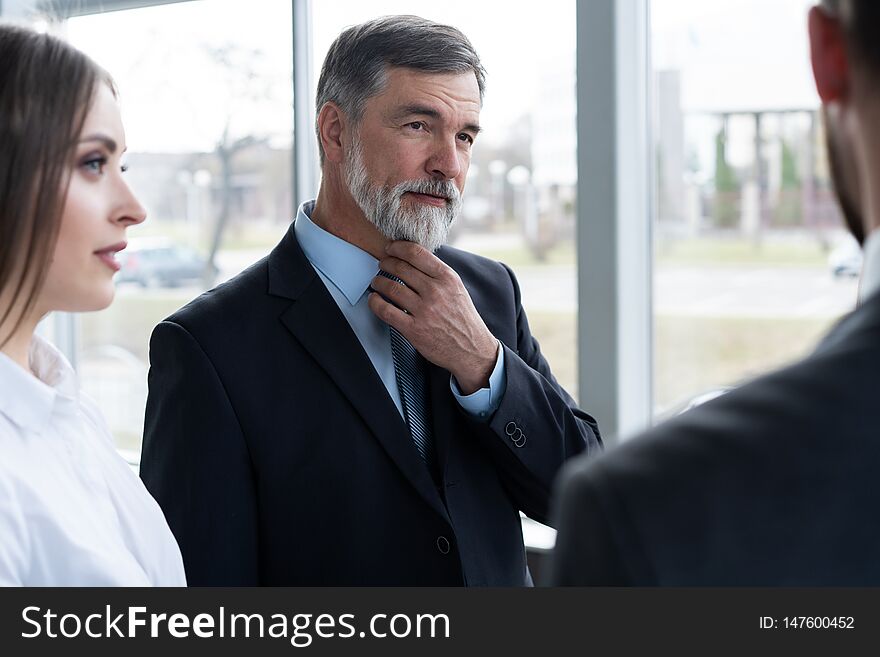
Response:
[510,264,858,318]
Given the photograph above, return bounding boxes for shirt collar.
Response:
[859,228,880,304]
[0,334,77,434]
[294,200,379,306]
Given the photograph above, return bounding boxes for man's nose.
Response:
[426,137,462,181]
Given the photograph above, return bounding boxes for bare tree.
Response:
[201,43,276,283]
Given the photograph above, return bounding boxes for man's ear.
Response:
[808,5,850,103]
[317,101,347,164]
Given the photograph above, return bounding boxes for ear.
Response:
[808,5,850,103]
[316,101,347,165]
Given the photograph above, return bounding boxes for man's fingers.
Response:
[386,240,448,278]
[370,274,421,313]
[377,256,431,292]
[368,292,416,333]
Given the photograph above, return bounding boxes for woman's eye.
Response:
[82,156,107,175]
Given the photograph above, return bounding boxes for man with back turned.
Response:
[551,0,880,585]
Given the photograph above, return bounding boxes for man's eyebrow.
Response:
[78,134,119,153]
[394,104,441,120]
[393,105,482,135]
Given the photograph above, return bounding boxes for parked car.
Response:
[828,237,863,278]
[116,238,215,288]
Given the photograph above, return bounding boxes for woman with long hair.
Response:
[0,23,185,585]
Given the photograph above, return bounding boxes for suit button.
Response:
[436,536,451,554]
[505,421,526,447]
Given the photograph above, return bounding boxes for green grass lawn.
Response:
[464,235,829,269]
[525,311,838,416]
[655,237,829,267]
[653,314,837,413]
[467,241,576,268]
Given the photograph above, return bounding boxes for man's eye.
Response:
[82,156,107,174]
[406,121,425,131]
[458,133,474,145]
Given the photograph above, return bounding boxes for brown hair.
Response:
[0,23,113,347]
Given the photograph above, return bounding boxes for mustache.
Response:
[393,178,461,202]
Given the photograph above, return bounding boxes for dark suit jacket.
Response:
[140,222,600,586]
[549,291,880,586]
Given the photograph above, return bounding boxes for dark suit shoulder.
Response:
[437,244,511,279]
[813,288,880,355]
[436,245,517,299]
[559,312,880,584]
[164,256,273,337]
[551,455,650,585]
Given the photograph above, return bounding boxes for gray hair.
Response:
[315,15,486,164]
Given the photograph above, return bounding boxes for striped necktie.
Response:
[377,271,436,470]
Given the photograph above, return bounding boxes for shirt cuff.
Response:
[450,340,507,420]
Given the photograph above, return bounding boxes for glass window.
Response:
[650,0,856,416]
[64,0,294,453]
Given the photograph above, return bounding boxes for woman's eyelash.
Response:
[82,156,107,174]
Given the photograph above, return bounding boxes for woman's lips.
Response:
[95,252,121,272]
[94,242,126,273]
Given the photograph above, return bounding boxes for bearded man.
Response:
[140,15,601,586]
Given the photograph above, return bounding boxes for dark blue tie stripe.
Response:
[380,271,435,468]
[390,326,433,464]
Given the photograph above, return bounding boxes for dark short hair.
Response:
[821,0,880,78]
[315,15,486,163]
[0,23,113,347]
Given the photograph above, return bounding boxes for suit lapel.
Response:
[270,224,450,522]
[426,363,457,482]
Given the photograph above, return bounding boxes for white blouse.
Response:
[0,335,185,586]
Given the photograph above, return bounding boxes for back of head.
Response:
[315,15,486,164]
[0,23,108,344]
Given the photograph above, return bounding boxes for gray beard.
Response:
[344,134,462,252]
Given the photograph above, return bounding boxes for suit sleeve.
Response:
[140,320,259,585]
[466,263,602,526]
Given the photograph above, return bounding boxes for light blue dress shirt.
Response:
[859,229,880,304]
[294,200,506,420]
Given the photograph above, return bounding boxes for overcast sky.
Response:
[63,0,819,153]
